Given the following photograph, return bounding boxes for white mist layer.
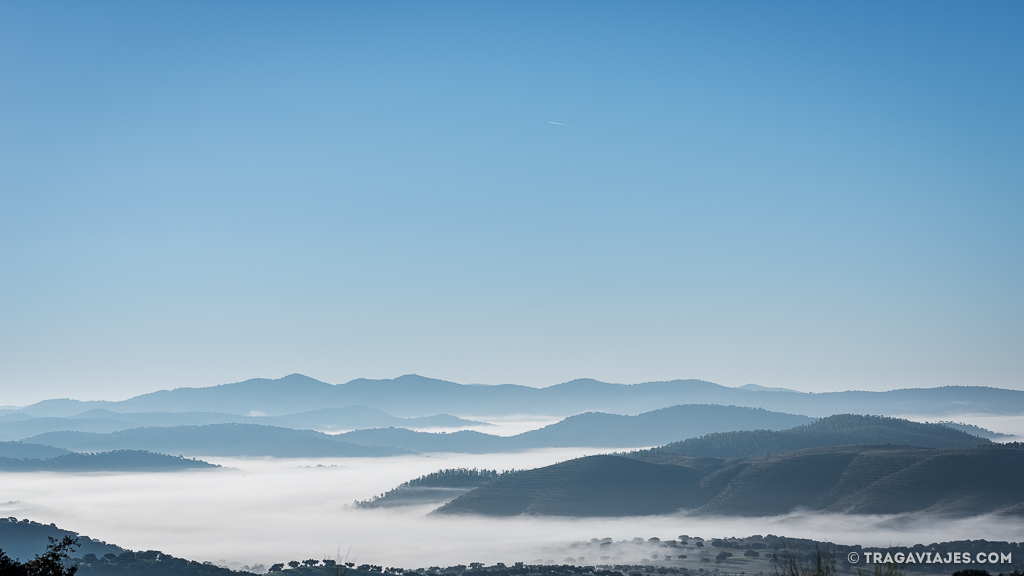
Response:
[896,413,1024,442]
[318,416,564,437]
[408,415,567,437]
[1,448,1023,568]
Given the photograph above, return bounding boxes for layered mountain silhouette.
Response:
[24,411,995,458]
[435,444,1024,517]
[6,374,1024,419]
[336,405,813,451]
[24,405,811,456]
[0,440,73,459]
[0,406,483,441]
[28,424,412,457]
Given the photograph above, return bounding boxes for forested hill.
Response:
[506,405,812,448]
[0,441,72,459]
[640,414,991,459]
[0,517,247,576]
[0,518,124,561]
[436,444,1024,517]
[334,404,813,452]
[357,468,510,508]
[0,450,217,472]
[0,408,485,442]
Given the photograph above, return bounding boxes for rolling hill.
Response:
[435,444,1024,517]
[0,450,217,472]
[0,441,73,459]
[356,468,509,508]
[638,414,992,459]
[508,405,813,447]
[0,518,248,576]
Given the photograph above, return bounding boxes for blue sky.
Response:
[1,1,1022,403]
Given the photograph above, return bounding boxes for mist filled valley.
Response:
[2,375,1024,574]
[4,449,1024,569]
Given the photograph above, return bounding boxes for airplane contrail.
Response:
[548,121,570,126]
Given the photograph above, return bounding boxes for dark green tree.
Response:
[0,536,79,576]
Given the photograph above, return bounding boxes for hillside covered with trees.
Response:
[636,414,991,459]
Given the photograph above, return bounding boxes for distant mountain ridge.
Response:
[8,374,1024,418]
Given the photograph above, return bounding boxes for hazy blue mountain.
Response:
[0,517,124,562]
[261,406,484,432]
[24,405,808,457]
[27,424,412,457]
[436,444,1024,517]
[0,450,217,472]
[356,468,508,508]
[337,428,502,453]
[334,405,812,452]
[0,416,145,441]
[0,440,72,459]
[14,374,1024,418]
[737,384,798,392]
[640,414,992,459]
[509,405,812,448]
[15,410,990,458]
[0,406,483,441]
[72,409,246,424]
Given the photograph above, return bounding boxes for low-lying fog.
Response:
[356,414,567,437]
[2,447,1023,570]
[898,413,1024,442]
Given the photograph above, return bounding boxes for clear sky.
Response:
[1,1,1022,404]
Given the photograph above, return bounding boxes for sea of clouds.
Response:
[2,445,1023,570]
